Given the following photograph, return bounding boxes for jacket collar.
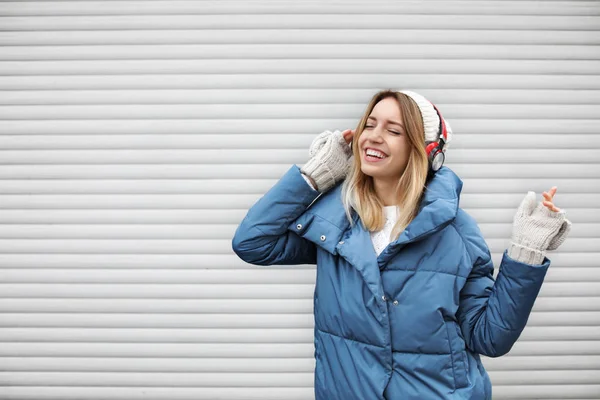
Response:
[291,166,463,298]
[288,167,463,296]
[290,166,463,256]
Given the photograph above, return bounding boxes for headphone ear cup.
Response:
[431,149,445,171]
[426,142,444,173]
[425,141,438,157]
[425,141,439,163]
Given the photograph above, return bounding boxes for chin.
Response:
[361,162,407,181]
[360,165,381,178]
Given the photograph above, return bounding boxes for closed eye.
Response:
[365,124,402,135]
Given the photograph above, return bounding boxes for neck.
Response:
[372,177,400,207]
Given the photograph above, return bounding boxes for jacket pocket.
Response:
[444,319,470,389]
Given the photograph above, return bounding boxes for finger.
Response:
[342,129,354,144]
[518,191,537,216]
[342,133,350,144]
[543,200,560,212]
[542,191,551,201]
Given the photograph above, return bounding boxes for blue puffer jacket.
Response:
[232,164,550,400]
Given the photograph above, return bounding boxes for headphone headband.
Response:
[430,102,448,147]
[425,101,448,178]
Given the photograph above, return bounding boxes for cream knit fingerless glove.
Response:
[508,191,572,265]
[300,130,353,193]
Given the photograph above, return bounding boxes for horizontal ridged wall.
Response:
[1,1,599,399]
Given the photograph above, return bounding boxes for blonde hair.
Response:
[340,89,431,242]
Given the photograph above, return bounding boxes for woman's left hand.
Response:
[511,186,572,254]
[542,186,562,213]
[539,187,571,250]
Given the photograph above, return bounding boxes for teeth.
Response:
[366,149,386,158]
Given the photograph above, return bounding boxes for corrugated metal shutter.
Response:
[0,1,598,399]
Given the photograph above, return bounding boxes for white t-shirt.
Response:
[301,173,398,257]
[370,205,398,256]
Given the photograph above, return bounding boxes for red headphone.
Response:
[425,101,449,176]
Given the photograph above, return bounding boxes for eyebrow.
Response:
[368,116,404,128]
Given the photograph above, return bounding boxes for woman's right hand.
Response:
[301,129,355,193]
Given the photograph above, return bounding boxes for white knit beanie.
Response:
[397,90,453,153]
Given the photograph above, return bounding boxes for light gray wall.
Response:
[0,1,599,399]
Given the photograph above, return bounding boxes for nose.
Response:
[365,125,384,143]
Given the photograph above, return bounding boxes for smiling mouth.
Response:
[364,149,388,162]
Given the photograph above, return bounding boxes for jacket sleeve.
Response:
[455,210,551,358]
[231,164,322,266]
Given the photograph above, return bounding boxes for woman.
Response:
[231,89,572,399]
